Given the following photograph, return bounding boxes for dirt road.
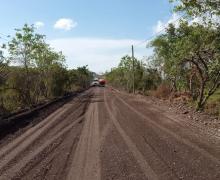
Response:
[0,87,219,180]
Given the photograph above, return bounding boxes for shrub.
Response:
[151,84,171,99]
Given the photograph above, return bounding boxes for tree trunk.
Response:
[196,81,205,110]
[170,78,177,92]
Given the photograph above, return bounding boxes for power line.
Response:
[133,13,186,48]
[118,13,186,69]
[0,36,9,42]
[0,32,11,43]
[0,32,10,38]
[118,13,186,62]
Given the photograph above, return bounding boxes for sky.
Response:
[0,0,178,73]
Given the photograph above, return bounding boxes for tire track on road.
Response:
[0,116,84,179]
[0,89,93,179]
[112,90,220,166]
[117,90,220,139]
[0,90,92,160]
[104,89,159,180]
[67,101,101,180]
[0,107,65,159]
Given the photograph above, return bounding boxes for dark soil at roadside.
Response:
[0,89,87,143]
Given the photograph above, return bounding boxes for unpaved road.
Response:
[0,87,219,180]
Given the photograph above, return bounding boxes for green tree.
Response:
[68,66,93,90]
[0,46,10,115]
[106,55,162,93]
[170,0,220,16]
[34,42,66,98]
[8,24,45,105]
[49,64,68,97]
[151,21,220,110]
[151,23,184,92]
[0,23,94,115]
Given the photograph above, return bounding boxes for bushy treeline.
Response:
[106,0,220,113]
[151,22,220,110]
[106,55,162,93]
[0,24,92,115]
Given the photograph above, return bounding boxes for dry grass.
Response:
[150,84,171,99]
[205,102,220,116]
[150,85,220,117]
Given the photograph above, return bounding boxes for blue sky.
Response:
[0,0,178,73]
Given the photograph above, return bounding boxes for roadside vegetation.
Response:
[106,0,220,116]
[0,24,93,116]
[105,55,161,93]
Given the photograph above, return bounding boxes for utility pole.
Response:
[132,45,135,94]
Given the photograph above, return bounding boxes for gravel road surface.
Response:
[0,87,219,180]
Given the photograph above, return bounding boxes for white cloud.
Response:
[153,13,220,35]
[49,38,152,73]
[153,13,181,34]
[35,21,44,29]
[54,18,77,31]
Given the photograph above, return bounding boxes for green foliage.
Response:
[151,21,220,109]
[0,24,92,116]
[8,24,45,69]
[170,0,220,16]
[68,66,93,90]
[49,64,69,97]
[106,55,162,93]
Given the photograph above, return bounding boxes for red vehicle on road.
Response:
[98,79,106,87]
